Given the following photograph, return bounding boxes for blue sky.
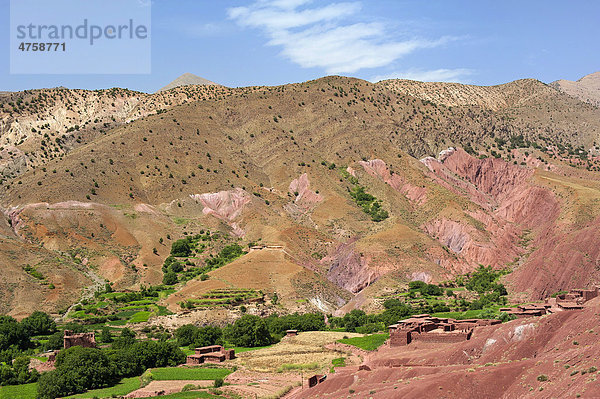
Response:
[1,0,599,92]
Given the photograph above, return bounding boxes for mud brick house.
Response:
[388,314,500,347]
[186,345,235,365]
[553,287,599,305]
[499,304,549,318]
[542,286,600,312]
[286,330,298,337]
[63,330,96,349]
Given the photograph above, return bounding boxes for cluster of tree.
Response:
[0,356,39,386]
[170,238,193,257]
[162,255,185,285]
[407,280,445,296]
[329,269,511,333]
[204,244,246,269]
[174,312,327,350]
[37,331,185,399]
[0,312,56,362]
[464,265,508,295]
[327,300,449,333]
[163,238,246,285]
[264,312,326,337]
[349,186,389,222]
[174,325,223,348]
[0,312,58,386]
[329,309,386,334]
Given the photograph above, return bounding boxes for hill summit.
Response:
[550,71,600,107]
[157,72,219,92]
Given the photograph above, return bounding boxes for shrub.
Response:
[170,239,192,257]
[182,383,197,391]
[537,374,548,382]
[162,271,178,285]
[214,377,224,388]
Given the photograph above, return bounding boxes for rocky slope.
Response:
[551,71,600,108]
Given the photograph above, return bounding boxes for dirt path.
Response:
[61,267,105,321]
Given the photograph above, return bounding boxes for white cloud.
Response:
[371,68,473,83]
[228,2,360,31]
[227,1,460,74]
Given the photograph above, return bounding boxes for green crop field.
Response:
[337,333,389,351]
[129,310,152,323]
[432,305,503,320]
[0,383,37,399]
[150,367,231,380]
[64,377,140,398]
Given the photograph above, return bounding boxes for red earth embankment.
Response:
[293,299,600,399]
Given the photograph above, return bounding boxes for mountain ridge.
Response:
[156,72,220,92]
[550,71,600,107]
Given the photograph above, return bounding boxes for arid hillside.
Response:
[1,75,600,318]
[551,71,600,108]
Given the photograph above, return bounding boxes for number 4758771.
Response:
[18,42,66,51]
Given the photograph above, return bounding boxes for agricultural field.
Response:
[66,285,175,326]
[180,288,263,310]
[337,333,390,351]
[0,382,37,399]
[149,367,232,381]
[233,331,362,372]
[64,377,141,398]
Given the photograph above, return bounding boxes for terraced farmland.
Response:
[181,288,263,309]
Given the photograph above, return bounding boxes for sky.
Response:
[1,0,599,93]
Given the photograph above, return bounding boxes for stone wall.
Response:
[64,330,96,349]
[389,329,411,347]
[411,330,472,344]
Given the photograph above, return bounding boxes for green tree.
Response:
[174,324,198,347]
[170,239,192,257]
[44,331,64,350]
[163,271,178,285]
[21,311,56,335]
[226,315,272,347]
[112,328,136,349]
[38,347,118,398]
[194,326,223,347]
[0,315,30,352]
[100,327,113,343]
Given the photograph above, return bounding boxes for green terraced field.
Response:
[150,367,232,381]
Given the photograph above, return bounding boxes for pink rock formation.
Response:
[325,239,374,293]
[359,159,427,204]
[288,173,322,210]
[408,271,432,283]
[419,147,595,300]
[189,188,251,237]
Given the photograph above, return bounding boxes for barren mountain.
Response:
[550,71,600,108]
[1,75,600,318]
[157,73,220,92]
